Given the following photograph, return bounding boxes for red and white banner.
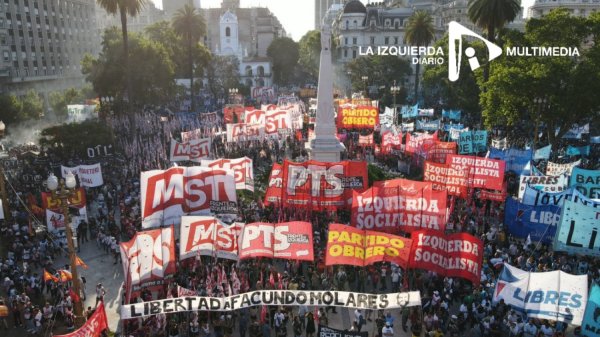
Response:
[181,129,204,143]
[177,285,197,297]
[265,109,292,136]
[282,160,368,210]
[120,226,176,298]
[421,141,457,164]
[264,163,283,206]
[198,112,219,126]
[223,105,245,124]
[226,123,265,142]
[352,179,448,232]
[170,138,211,162]
[325,223,412,268]
[405,132,438,154]
[479,188,507,202]
[337,105,379,129]
[358,133,374,146]
[201,157,254,191]
[446,154,505,191]
[61,164,103,187]
[239,221,314,261]
[409,230,483,285]
[46,207,87,232]
[381,131,402,154]
[54,302,108,337]
[141,167,237,229]
[42,187,86,209]
[423,161,468,197]
[179,216,244,261]
[244,109,265,125]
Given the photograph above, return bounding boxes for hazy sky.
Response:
[151,0,532,41]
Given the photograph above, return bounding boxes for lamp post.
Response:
[46,172,84,327]
[533,97,547,150]
[228,88,239,104]
[390,80,401,126]
[361,75,369,99]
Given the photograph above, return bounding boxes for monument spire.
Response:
[306,24,345,162]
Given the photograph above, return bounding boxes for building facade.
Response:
[528,0,599,18]
[315,0,345,29]
[163,0,201,19]
[0,0,97,97]
[95,1,167,36]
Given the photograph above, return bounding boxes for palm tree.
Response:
[405,11,435,104]
[173,4,206,112]
[467,0,521,43]
[97,0,147,105]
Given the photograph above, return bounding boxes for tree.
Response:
[96,0,147,104]
[480,9,599,146]
[345,55,412,104]
[405,11,435,103]
[82,28,176,106]
[49,88,84,120]
[267,37,299,85]
[172,4,207,112]
[206,55,241,99]
[20,90,44,120]
[297,30,337,83]
[467,0,521,43]
[0,94,22,124]
[0,91,43,124]
[40,120,116,157]
[145,21,186,76]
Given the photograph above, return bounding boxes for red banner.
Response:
[120,226,176,300]
[479,189,507,202]
[179,216,244,261]
[409,230,483,285]
[244,109,266,125]
[381,131,402,154]
[423,161,468,197]
[352,179,448,233]
[358,133,374,146]
[238,221,314,261]
[169,138,211,162]
[201,157,254,192]
[325,223,412,268]
[264,163,283,206]
[42,187,86,210]
[282,160,368,210]
[446,154,505,191]
[54,302,108,337]
[405,132,438,154]
[421,141,457,163]
[140,167,237,229]
[223,105,245,123]
[337,106,379,129]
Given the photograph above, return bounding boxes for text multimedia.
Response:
[506,47,580,57]
[359,46,444,57]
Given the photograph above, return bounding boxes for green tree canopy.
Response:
[206,55,241,99]
[40,120,115,156]
[405,10,435,102]
[49,88,85,120]
[345,55,412,104]
[267,37,300,85]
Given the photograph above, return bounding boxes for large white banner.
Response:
[120,290,422,319]
[226,123,265,142]
[46,207,87,232]
[518,174,569,201]
[179,216,244,261]
[170,138,211,162]
[546,160,580,176]
[61,164,103,187]
[201,157,254,192]
[140,167,237,229]
[493,264,587,325]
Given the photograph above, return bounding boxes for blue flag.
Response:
[442,109,449,118]
[533,145,551,160]
[582,283,600,336]
[449,109,461,121]
[488,148,533,174]
[566,145,590,157]
[591,136,600,144]
[504,198,559,244]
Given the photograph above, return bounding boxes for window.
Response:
[245,65,252,76]
[384,37,389,45]
[352,49,357,58]
[394,20,399,29]
[3,51,8,62]
[257,65,264,76]
[394,37,398,44]
[344,37,348,45]
[352,37,357,45]
[345,20,348,29]
[225,26,230,37]
[344,49,347,57]
[370,36,375,44]
[353,20,357,28]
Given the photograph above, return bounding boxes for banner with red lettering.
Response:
[223,105,245,123]
[54,302,108,337]
[421,141,457,164]
[140,167,237,229]
[181,129,204,143]
[479,188,507,202]
[264,163,283,206]
[170,138,211,162]
[423,161,468,197]
[405,132,438,154]
[358,134,374,146]
[337,106,379,129]
[282,160,368,210]
[120,226,176,299]
[446,154,505,191]
[198,112,219,126]
[352,179,448,233]
[238,221,314,261]
[265,110,292,136]
[61,164,104,187]
[177,285,197,297]
[226,123,265,142]
[179,216,244,261]
[409,230,483,285]
[325,223,412,268]
[244,109,265,125]
[201,157,254,192]
[42,187,86,209]
[381,131,402,154]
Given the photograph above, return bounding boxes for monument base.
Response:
[306,137,346,162]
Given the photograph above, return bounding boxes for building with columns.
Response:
[527,0,599,18]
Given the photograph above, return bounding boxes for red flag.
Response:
[260,305,268,324]
[53,301,108,337]
[43,269,59,283]
[69,288,80,303]
[75,255,89,269]
[59,270,72,283]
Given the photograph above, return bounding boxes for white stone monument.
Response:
[306,24,345,162]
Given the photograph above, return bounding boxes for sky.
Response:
[151,0,533,41]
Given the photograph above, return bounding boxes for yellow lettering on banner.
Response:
[328,231,340,243]
[328,244,365,259]
[390,238,404,249]
[329,244,342,257]
[351,233,364,246]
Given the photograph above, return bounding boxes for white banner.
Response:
[518,174,569,201]
[179,216,244,261]
[61,164,103,187]
[46,207,87,232]
[201,157,254,192]
[493,263,587,325]
[546,160,580,176]
[170,138,211,162]
[120,290,422,319]
[140,167,237,229]
[181,129,204,143]
[492,138,507,150]
[226,123,265,142]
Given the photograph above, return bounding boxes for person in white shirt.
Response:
[523,318,537,337]
[381,322,393,337]
[274,309,285,331]
[539,321,554,337]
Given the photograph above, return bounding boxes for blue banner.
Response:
[521,185,575,207]
[402,104,418,118]
[416,119,441,131]
[591,136,600,144]
[505,198,560,244]
[533,145,551,160]
[554,195,600,256]
[442,109,461,121]
[488,148,533,175]
[442,109,449,118]
[570,167,600,199]
[566,145,590,157]
[443,123,464,132]
[582,283,600,337]
[458,130,487,154]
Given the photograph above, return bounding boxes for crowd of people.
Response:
[0,95,597,337]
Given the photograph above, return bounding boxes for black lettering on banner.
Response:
[210,298,220,310]
[296,292,307,304]
[174,298,186,312]
[380,294,389,309]
[163,299,173,313]
[198,298,209,311]
[150,301,161,315]
[341,176,364,189]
